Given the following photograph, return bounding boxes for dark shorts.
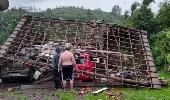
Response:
[61,65,74,81]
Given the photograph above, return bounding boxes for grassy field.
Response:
[1,71,170,100]
[55,71,170,100]
[120,71,170,100]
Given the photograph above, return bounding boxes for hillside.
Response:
[0,7,125,44]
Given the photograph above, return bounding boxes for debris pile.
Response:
[0,15,162,88]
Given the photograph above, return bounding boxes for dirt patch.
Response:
[1,89,60,100]
[22,89,60,100]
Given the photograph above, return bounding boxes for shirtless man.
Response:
[58,43,76,92]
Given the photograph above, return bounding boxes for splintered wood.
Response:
[0,15,162,88]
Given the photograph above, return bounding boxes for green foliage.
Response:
[0,6,124,45]
[124,17,134,28]
[152,28,170,67]
[131,1,140,15]
[166,31,170,38]
[129,6,157,37]
[151,1,170,68]
[110,5,122,16]
[142,0,154,6]
[124,10,129,20]
[125,3,158,45]
[0,9,26,45]
[124,0,170,69]
[167,54,170,64]
[156,1,170,30]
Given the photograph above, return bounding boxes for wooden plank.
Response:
[147,56,154,61]
[144,47,151,51]
[151,78,162,89]
[13,30,19,34]
[0,54,4,58]
[18,21,25,25]
[6,38,14,42]
[143,59,154,61]
[0,45,8,50]
[141,49,151,52]
[79,70,149,85]
[143,43,150,47]
[149,67,156,72]
[9,34,17,38]
[0,49,6,54]
[146,52,152,56]
[4,42,12,46]
[21,18,27,22]
[143,38,149,43]
[14,27,21,31]
[150,73,161,89]
[16,24,23,28]
[142,35,147,39]
[143,54,152,56]
[150,73,158,78]
[148,61,155,67]
[92,87,108,95]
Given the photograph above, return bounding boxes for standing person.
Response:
[52,47,62,89]
[58,43,76,92]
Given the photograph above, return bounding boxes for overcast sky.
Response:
[9,0,164,13]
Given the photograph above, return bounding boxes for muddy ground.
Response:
[0,82,85,100]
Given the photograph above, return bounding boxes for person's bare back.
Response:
[60,50,75,65]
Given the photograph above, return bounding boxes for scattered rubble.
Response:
[78,87,92,95]
[0,15,162,88]
[7,87,13,92]
[92,87,108,95]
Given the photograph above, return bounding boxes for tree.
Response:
[125,0,157,41]
[86,9,94,20]
[152,28,170,68]
[124,0,170,69]
[110,5,122,16]
[124,10,129,20]
[151,1,170,69]
[132,7,156,33]
[156,1,170,30]
[131,1,140,15]
[142,0,155,6]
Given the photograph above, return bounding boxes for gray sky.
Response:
[9,0,164,13]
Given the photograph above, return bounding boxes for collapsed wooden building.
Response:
[0,15,162,89]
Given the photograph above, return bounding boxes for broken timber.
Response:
[0,15,162,89]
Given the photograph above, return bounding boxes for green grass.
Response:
[82,71,170,100]
[84,92,112,100]
[83,71,170,100]
[55,89,76,100]
[43,96,53,100]
[118,71,170,100]
[2,92,29,100]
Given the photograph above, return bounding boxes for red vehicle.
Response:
[75,53,96,81]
